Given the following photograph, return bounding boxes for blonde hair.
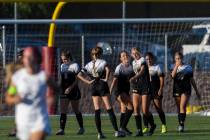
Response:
[131,47,141,55]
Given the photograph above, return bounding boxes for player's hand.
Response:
[129,77,135,83]
[158,89,163,97]
[64,87,72,95]
[101,79,108,82]
[175,61,181,67]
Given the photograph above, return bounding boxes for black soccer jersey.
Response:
[60,62,80,91]
[149,64,164,91]
[131,57,151,93]
[114,63,135,93]
[171,64,193,94]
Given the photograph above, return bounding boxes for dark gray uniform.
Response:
[131,57,151,95]
[171,64,193,97]
[149,64,164,99]
[114,63,135,96]
[60,62,81,100]
[81,59,109,96]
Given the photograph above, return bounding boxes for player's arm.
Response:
[171,65,179,78]
[102,66,110,82]
[64,78,78,94]
[5,84,22,105]
[190,77,201,99]
[110,77,117,94]
[158,76,164,96]
[130,64,145,82]
[77,72,94,85]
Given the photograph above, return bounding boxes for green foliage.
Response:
[0,3,56,18]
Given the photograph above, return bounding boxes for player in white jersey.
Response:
[56,50,84,135]
[145,52,167,133]
[77,46,125,139]
[130,47,156,136]
[110,51,134,136]
[5,47,57,140]
[171,52,200,132]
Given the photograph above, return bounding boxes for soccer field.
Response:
[0,115,210,140]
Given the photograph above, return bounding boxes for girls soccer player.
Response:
[56,50,84,135]
[145,52,167,133]
[6,47,57,140]
[110,50,134,136]
[171,52,200,132]
[77,46,125,139]
[130,47,156,136]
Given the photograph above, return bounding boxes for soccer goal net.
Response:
[0,18,210,115]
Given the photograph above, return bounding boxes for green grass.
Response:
[0,115,210,140]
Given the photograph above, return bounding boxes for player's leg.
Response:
[178,94,190,132]
[142,94,156,136]
[8,123,16,137]
[30,131,46,140]
[92,96,105,139]
[71,100,84,135]
[175,96,182,132]
[133,93,143,137]
[153,98,167,133]
[118,92,133,135]
[102,95,125,137]
[119,102,126,129]
[56,98,70,135]
[117,97,132,135]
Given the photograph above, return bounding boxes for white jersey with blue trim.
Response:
[170,64,193,75]
[61,62,80,74]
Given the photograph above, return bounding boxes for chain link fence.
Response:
[0,18,210,115]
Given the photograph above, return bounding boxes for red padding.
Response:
[42,46,56,115]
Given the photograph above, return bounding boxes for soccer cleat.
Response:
[97,133,106,139]
[142,127,149,134]
[178,125,184,133]
[77,128,85,135]
[135,130,143,137]
[56,129,65,135]
[161,125,167,133]
[114,131,126,137]
[120,128,132,136]
[146,124,156,136]
[8,129,16,137]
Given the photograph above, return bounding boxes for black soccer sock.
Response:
[143,114,149,128]
[95,109,102,134]
[148,113,155,127]
[144,113,155,127]
[60,113,67,130]
[179,113,186,126]
[76,112,84,129]
[158,110,166,125]
[120,113,126,128]
[134,115,142,131]
[122,109,133,129]
[107,108,118,131]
